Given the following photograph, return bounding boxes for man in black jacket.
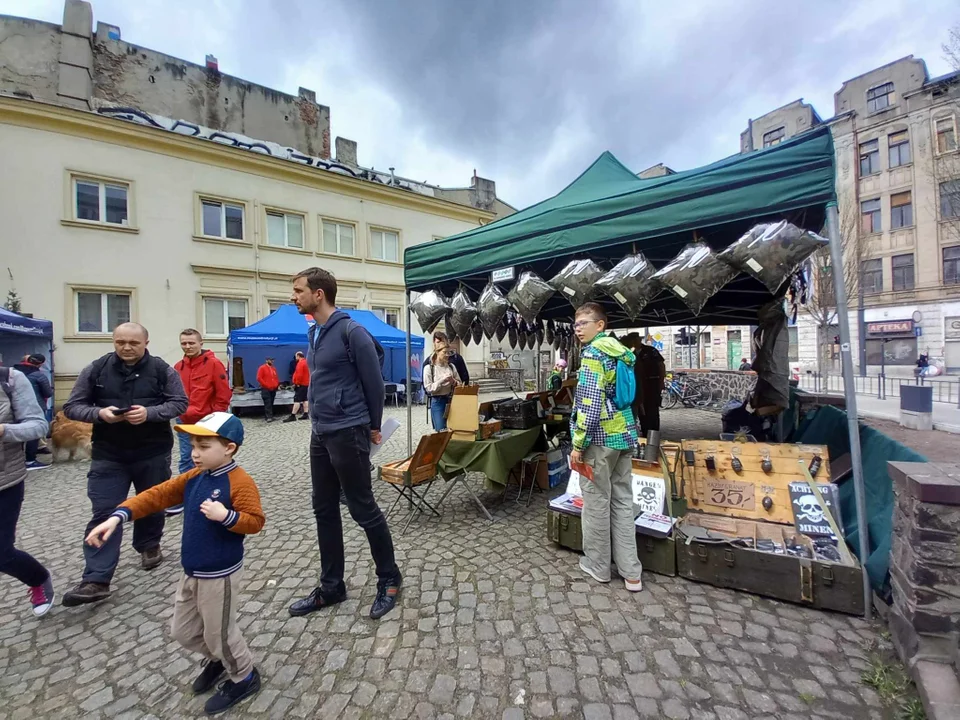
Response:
[61,323,187,606]
[13,354,53,470]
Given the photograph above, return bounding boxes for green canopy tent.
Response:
[400,124,872,617]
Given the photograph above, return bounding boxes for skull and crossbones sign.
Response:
[794,494,824,524]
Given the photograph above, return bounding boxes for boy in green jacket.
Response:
[569,303,644,592]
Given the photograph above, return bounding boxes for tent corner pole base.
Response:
[826,202,872,621]
[405,292,413,458]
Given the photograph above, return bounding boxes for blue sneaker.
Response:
[25,461,49,471]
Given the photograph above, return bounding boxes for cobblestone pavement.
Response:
[1,407,892,719]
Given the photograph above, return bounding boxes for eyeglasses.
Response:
[573,319,599,329]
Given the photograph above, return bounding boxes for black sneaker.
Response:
[288,587,346,617]
[370,576,402,620]
[339,489,348,506]
[204,668,261,715]
[281,414,297,423]
[62,581,111,607]
[192,659,225,694]
[298,414,309,421]
[141,546,163,570]
[165,504,184,517]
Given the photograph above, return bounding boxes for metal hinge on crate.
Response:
[799,558,814,603]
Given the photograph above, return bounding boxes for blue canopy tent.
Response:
[227,304,423,388]
[0,308,55,418]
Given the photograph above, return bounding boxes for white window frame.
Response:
[264,209,306,250]
[73,288,133,335]
[64,171,137,232]
[197,196,247,241]
[866,82,895,113]
[321,219,357,256]
[370,227,401,263]
[372,306,401,329]
[935,116,958,156]
[762,127,785,148]
[202,297,249,338]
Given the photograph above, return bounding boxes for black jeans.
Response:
[261,390,277,420]
[310,425,399,594]
[25,439,39,463]
[82,453,170,584]
[0,482,49,587]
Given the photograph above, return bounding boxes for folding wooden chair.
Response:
[378,430,453,534]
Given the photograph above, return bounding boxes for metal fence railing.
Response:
[797,373,960,406]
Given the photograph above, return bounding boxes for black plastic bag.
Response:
[549,259,604,308]
[535,321,545,347]
[471,319,483,345]
[751,298,789,412]
[545,320,555,346]
[596,253,660,319]
[507,272,555,324]
[718,221,828,294]
[496,319,508,342]
[652,243,739,315]
[409,290,450,333]
[478,283,510,338]
[507,313,519,349]
[448,287,478,340]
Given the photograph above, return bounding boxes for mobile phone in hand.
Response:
[112,407,133,415]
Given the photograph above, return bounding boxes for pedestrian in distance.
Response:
[256,358,279,422]
[61,322,187,607]
[288,266,402,620]
[85,412,264,715]
[13,353,53,471]
[284,351,310,422]
[0,365,54,616]
[169,329,232,516]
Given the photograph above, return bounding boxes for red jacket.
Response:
[174,350,232,424]
[292,357,310,386]
[257,363,280,391]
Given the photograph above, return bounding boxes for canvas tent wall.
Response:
[0,307,55,417]
[227,304,423,387]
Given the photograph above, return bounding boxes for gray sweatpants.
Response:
[580,445,644,582]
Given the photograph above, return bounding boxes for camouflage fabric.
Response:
[571,334,638,451]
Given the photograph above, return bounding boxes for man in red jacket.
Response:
[168,329,232,516]
[284,352,310,423]
[256,358,280,423]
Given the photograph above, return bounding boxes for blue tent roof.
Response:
[0,307,53,338]
[228,304,423,349]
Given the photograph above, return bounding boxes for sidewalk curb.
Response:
[857,409,960,435]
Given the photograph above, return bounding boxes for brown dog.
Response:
[50,411,92,462]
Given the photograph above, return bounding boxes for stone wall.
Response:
[676,369,757,409]
[888,462,960,671]
[488,368,524,392]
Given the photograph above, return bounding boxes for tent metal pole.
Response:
[826,203,872,620]
[405,292,413,458]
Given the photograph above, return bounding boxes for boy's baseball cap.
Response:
[174,412,244,446]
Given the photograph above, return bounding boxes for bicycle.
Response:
[661,372,713,409]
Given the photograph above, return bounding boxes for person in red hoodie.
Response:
[168,329,232,516]
[256,358,280,423]
[284,352,310,423]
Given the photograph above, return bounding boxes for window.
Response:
[941,180,960,220]
[370,228,400,262]
[75,291,130,334]
[201,199,244,240]
[861,198,881,234]
[372,307,400,328]
[937,117,958,154]
[891,191,913,229]
[322,220,356,256]
[73,177,129,226]
[203,298,247,337]
[867,82,894,113]
[265,211,304,249]
[788,327,799,362]
[861,259,883,295]
[892,254,914,291]
[945,247,960,285]
[762,127,785,147]
[888,131,911,167]
[859,140,880,176]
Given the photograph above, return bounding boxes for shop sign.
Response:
[866,320,913,336]
[491,266,515,283]
[946,317,960,341]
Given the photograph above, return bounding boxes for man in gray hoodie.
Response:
[287,267,401,621]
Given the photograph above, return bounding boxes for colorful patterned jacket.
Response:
[571,334,639,452]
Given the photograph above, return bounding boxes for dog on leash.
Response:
[50,411,92,462]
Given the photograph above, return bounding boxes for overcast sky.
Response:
[3,0,957,208]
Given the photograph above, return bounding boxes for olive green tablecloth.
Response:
[437,427,543,487]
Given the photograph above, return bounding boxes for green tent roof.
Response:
[404,125,837,327]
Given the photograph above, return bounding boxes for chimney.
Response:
[298,87,317,104]
[470,174,497,210]
[389,167,396,185]
[206,54,219,71]
[335,137,358,166]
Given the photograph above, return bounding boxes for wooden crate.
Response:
[674,513,863,615]
[380,431,452,487]
[679,440,830,526]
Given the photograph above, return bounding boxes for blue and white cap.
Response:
[174,412,244,446]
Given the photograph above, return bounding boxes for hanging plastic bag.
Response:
[545,320,555,347]
[596,253,660,319]
[507,313,519,349]
[518,323,528,350]
[507,272,555,324]
[718,221,829,295]
[478,282,510,338]
[535,321,545,347]
[471,319,483,345]
[652,243,739,315]
[496,318,508,342]
[448,287,478,340]
[549,259,604,308]
[409,290,450,333]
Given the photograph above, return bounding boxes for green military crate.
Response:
[547,509,677,577]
